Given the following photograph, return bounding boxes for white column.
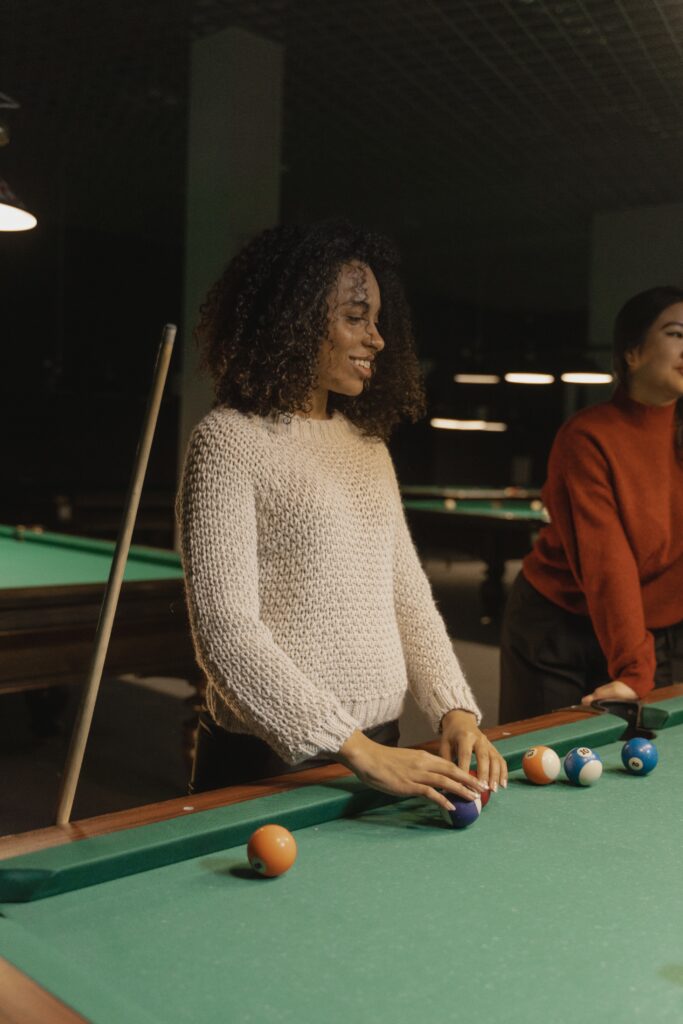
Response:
[178,26,283,477]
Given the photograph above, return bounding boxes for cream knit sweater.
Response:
[178,406,480,764]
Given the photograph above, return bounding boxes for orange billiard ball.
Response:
[247,824,297,877]
[522,745,561,785]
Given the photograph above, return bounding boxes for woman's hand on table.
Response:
[439,709,508,793]
[336,730,485,813]
[581,680,638,705]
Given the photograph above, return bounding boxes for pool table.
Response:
[1,685,682,1024]
[0,524,197,697]
[401,487,548,622]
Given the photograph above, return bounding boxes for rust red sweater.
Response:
[523,388,683,696]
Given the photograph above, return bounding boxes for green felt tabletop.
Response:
[402,498,549,521]
[0,524,183,588]
[401,485,543,500]
[640,695,683,730]
[1,714,682,1023]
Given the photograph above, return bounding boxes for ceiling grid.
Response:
[2,0,682,249]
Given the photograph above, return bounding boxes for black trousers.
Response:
[499,571,683,724]
[189,712,400,794]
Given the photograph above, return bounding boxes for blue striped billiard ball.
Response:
[564,746,603,786]
[621,737,658,775]
[441,795,482,829]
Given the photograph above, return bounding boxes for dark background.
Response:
[3,0,683,544]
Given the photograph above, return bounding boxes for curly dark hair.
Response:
[196,220,425,439]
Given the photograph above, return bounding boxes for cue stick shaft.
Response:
[55,324,177,825]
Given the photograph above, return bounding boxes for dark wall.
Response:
[2,222,183,544]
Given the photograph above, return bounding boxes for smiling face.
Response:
[625,302,683,406]
[306,261,385,418]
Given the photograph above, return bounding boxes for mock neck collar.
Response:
[265,410,362,443]
[611,385,677,428]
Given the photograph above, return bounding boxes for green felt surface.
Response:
[0,525,183,588]
[0,783,396,902]
[0,715,626,903]
[401,486,542,500]
[640,695,683,730]
[2,717,682,1023]
[402,498,549,521]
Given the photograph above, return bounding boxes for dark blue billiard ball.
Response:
[440,795,482,829]
[564,746,603,786]
[621,737,658,776]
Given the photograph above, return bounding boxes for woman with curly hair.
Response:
[178,220,507,807]
[500,285,683,721]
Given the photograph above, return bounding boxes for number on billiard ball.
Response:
[621,737,658,776]
[247,824,297,877]
[522,745,561,785]
[564,746,603,786]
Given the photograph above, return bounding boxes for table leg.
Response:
[480,556,505,624]
[24,686,70,737]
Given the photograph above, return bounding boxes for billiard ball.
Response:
[469,769,491,807]
[441,795,482,829]
[522,745,561,785]
[564,746,603,786]
[247,824,297,877]
[621,737,658,776]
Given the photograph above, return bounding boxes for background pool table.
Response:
[1,685,682,1024]
[0,524,197,699]
[401,486,548,621]
[2,487,542,703]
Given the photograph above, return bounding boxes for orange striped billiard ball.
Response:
[522,745,561,785]
[247,824,298,877]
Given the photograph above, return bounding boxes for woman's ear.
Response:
[624,347,639,370]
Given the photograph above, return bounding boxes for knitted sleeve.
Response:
[381,453,482,729]
[178,415,361,763]
[547,425,656,695]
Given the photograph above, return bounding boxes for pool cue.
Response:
[55,324,177,825]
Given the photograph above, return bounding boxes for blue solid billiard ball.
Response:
[621,737,658,776]
[440,795,482,829]
[564,746,603,786]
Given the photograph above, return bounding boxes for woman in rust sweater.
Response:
[500,286,683,722]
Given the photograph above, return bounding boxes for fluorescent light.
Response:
[453,373,501,385]
[0,178,37,231]
[0,202,36,231]
[430,417,508,432]
[560,372,613,385]
[504,372,555,385]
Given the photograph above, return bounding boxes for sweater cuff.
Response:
[289,705,362,764]
[421,682,482,733]
[614,648,656,699]
[618,671,655,699]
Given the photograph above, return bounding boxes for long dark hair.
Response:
[613,285,683,453]
[195,220,425,440]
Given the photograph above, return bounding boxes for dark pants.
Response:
[189,712,400,794]
[499,571,683,724]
